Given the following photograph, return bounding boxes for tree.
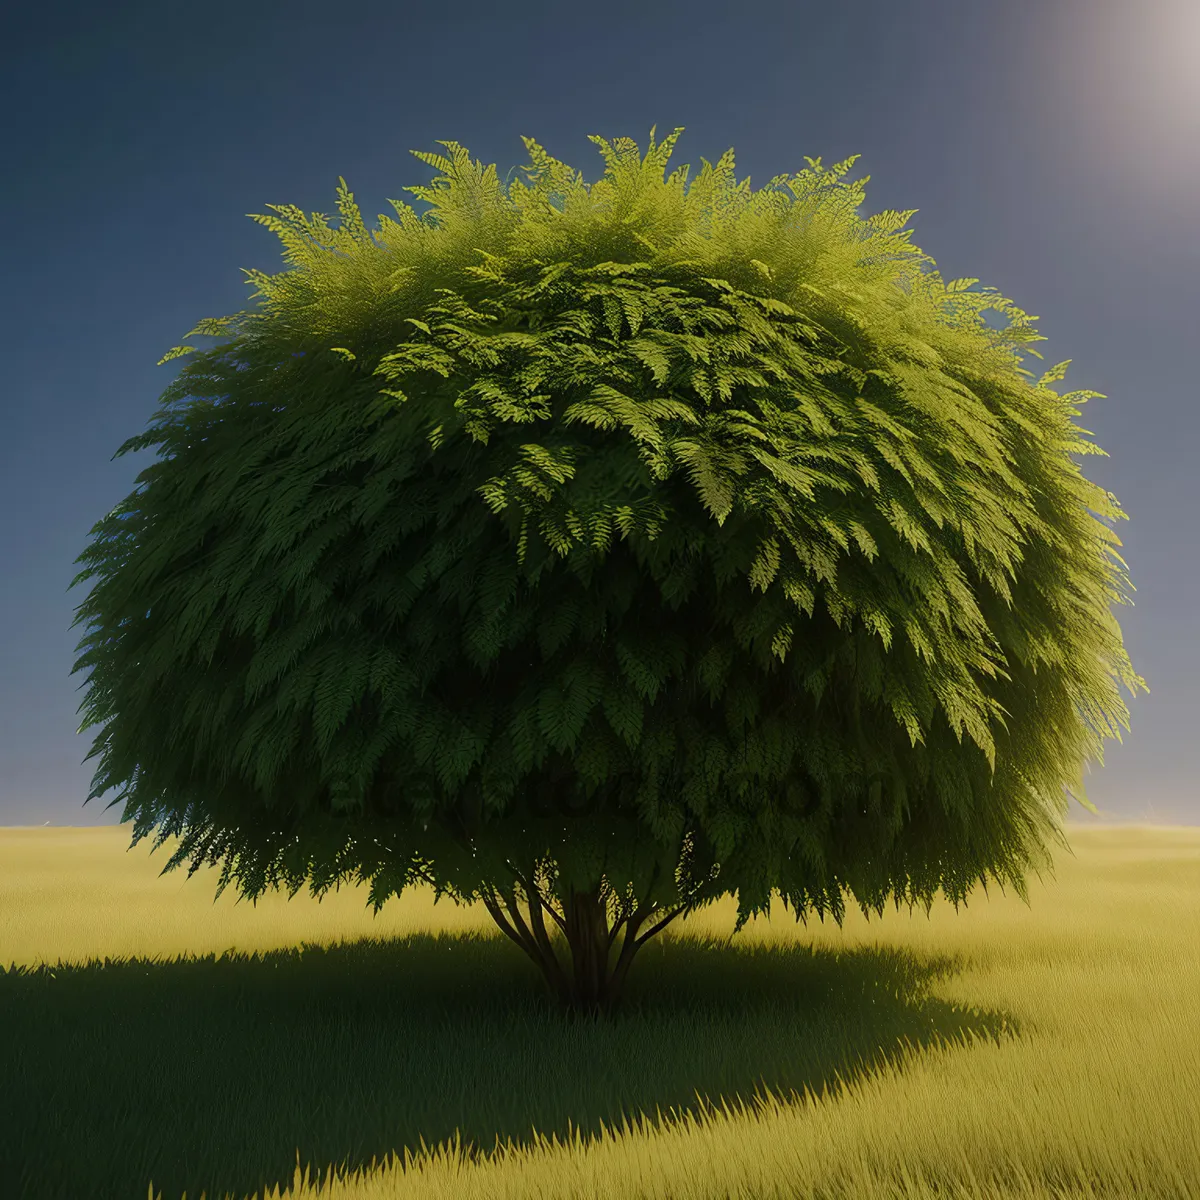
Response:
[68,126,1147,1021]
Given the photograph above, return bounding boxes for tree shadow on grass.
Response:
[0,924,1024,1200]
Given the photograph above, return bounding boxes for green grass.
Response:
[1,822,1197,1200]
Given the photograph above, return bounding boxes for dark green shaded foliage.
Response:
[68,126,1147,1017]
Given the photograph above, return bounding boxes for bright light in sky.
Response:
[1043,0,1199,220]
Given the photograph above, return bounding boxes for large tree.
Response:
[69,127,1147,1020]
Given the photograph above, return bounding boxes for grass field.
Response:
[1,821,1197,1200]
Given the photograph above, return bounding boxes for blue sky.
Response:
[2,0,1196,829]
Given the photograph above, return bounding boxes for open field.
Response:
[1,822,1198,1200]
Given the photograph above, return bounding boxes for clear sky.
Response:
[2,0,1195,830]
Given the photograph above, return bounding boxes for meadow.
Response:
[1,821,1197,1200]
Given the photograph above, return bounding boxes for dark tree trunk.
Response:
[477,873,693,1021]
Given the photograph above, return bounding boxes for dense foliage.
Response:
[69,127,1147,1016]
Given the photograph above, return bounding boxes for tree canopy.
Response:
[68,126,1147,1019]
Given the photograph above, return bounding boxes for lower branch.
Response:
[479,881,573,1005]
[477,887,533,957]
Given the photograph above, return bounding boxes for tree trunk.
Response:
[477,872,693,1021]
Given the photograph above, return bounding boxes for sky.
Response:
[2,0,1196,832]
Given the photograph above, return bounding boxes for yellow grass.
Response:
[2,822,1198,1199]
